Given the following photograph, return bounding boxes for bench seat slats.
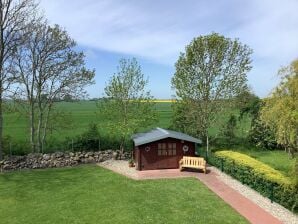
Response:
[179,156,206,173]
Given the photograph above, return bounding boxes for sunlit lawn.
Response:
[0,165,248,224]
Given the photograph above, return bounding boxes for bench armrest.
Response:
[179,159,183,165]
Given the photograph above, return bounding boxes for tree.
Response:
[98,58,157,156]
[171,33,252,152]
[221,114,237,142]
[0,0,38,159]
[14,21,95,153]
[236,89,261,121]
[248,118,279,150]
[260,59,298,157]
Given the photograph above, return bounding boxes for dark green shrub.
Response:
[248,119,279,150]
[209,151,298,213]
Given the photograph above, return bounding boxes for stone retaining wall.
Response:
[0,150,131,171]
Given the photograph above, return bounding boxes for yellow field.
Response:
[151,99,176,103]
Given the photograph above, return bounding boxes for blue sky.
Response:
[40,0,298,99]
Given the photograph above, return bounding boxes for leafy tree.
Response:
[221,114,237,142]
[0,0,38,159]
[69,123,100,151]
[260,59,298,157]
[236,89,261,121]
[14,20,95,153]
[98,58,157,155]
[171,33,252,152]
[248,119,279,150]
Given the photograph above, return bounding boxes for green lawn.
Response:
[0,165,248,224]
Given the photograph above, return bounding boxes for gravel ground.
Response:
[99,159,139,179]
[209,166,298,224]
[99,160,297,224]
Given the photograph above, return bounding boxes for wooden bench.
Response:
[179,156,207,173]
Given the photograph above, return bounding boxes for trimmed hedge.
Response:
[209,150,298,213]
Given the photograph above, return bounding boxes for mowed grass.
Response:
[0,165,248,224]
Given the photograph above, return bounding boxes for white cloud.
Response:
[40,0,298,97]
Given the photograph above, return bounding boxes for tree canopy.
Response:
[171,33,252,143]
[260,59,298,156]
[98,58,157,154]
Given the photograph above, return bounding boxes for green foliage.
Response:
[65,123,100,151]
[210,151,298,212]
[236,90,261,121]
[221,114,237,142]
[98,58,157,152]
[260,59,298,156]
[248,119,279,150]
[292,159,298,187]
[172,33,252,140]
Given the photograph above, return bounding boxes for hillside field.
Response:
[3,101,296,176]
[4,101,250,142]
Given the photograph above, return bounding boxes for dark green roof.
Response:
[132,127,202,146]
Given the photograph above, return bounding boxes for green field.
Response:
[4,101,249,141]
[4,101,295,176]
[0,165,248,224]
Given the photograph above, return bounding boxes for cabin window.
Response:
[157,142,177,156]
[162,149,167,156]
[158,149,162,156]
[158,143,162,150]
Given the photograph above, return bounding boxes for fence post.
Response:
[205,150,208,163]
[72,139,74,152]
[9,142,12,158]
[221,158,224,172]
[98,139,100,151]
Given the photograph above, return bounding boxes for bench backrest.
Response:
[181,156,206,167]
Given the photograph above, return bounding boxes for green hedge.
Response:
[209,150,298,213]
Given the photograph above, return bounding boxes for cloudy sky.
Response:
[40,0,298,99]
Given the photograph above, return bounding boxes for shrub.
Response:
[64,123,133,152]
[209,150,298,213]
[248,119,279,150]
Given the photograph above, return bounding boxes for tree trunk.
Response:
[29,103,35,152]
[41,105,52,153]
[37,109,43,153]
[206,135,209,157]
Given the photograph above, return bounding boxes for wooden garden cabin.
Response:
[132,128,202,170]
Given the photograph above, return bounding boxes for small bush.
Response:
[209,150,298,213]
[64,123,133,152]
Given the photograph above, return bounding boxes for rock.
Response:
[97,156,104,162]
[43,154,51,161]
[0,150,119,172]
[87,157,95,163]
[3,164,11,170]
[112,152,118,160]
